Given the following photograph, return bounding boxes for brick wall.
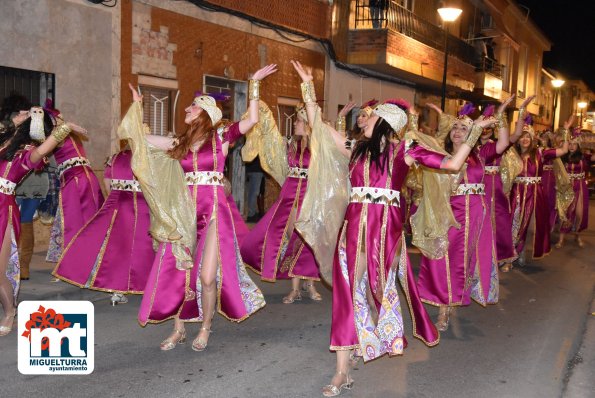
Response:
[348,29,475,90]
[207,0,331,39]
[121,0,326,131]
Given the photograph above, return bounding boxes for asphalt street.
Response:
[1,205,593,398]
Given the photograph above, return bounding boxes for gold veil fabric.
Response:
[295,106,350,285]
[241,100,288,186]
[405,130,462,259]
[435,113,456,144]
[117,101,197,268]
[552,157,574,222]
[500,147,523,195]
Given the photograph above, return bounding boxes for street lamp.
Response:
[438,7,463,111]
[551,79,565,129]
[577,101,588,128]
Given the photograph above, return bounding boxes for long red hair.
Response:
[168,111,217,160]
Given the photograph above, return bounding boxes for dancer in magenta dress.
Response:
[291,60,493,397]
[556,130,595,248]
[241,103,322,303]
[52,149,154,303]
[0,106,83,336]
[46,134,104,262]
[539,133,558,232]
[510,115,571,264]
[418,99,514,331]
[478,97,534,272]
[119,65,276,352]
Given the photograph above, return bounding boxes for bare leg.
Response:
[555,232,565,249]
[575,233,584,248]
[323,350,354,396]
[194,221,217,351]
[159,315,186,350]
[1,226,17,336]
[283,277,302,304]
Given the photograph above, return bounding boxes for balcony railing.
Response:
[475,56,503,78]
[353,0,477,66]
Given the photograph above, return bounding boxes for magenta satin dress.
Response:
[0,147,44,298]
[46,136,104,262]
[541,157,557,231]
[227,193,248,245]
[418,146,499,308]
[482,140,516,264]
[510,149,557,259]
[52,150,154,293]
[138,123,265,325]
[560,155,590,233]
[241,140,319,282]
[330,141,441,362]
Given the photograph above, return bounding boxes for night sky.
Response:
[518,0,595,90]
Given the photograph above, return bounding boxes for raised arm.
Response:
[291,60,350,157]
[494,95,516,154]
[31,121,84,164]
[336,101,356,134]
[555,115,573,158]
[238,64,278,134]
[440,117,496,171]
[510,95,536,144]
[126,83,174,150]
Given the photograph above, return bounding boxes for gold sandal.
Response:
[159,328,186,351]
[322,371,354,397]
[283,289,302,304]
[436,306,451,332]
[0,311,16,337]
[192,327,212,352]
[303,282,322,301]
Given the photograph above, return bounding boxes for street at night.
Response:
[1,1,594,397]
[0,206,593,397]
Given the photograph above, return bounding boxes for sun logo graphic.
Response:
[18,301,94,375]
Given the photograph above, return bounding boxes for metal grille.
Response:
[140,86,171,136]
[0,66,55,105]
[353,0,477,66]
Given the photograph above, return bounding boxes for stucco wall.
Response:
[0,0,120,170]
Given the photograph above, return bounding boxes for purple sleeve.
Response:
[479,141,499,164]
[542,148,557,161]
[405,140,448,169]
[104,162,113,179]
[223,122,242,145]
[19,147,44,172]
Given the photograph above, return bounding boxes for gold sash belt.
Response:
[350,186,400,207]
[57,157,91,176]
[453,183,485,196]
[110,179,141,192]
[185,171,225,186]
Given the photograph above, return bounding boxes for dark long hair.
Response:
[351,117,394,171]
[562,144,583,164]
[0,112,54,161]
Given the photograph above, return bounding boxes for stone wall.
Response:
[0,0,120,171]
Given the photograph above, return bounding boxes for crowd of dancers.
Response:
[0,60,592,396]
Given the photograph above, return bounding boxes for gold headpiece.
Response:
[193,95,222,125]
[373,103,408,132]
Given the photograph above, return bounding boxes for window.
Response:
[139,85,173,136]
[0,66,55,106]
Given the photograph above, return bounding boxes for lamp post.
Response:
[438,7,462,111]
[551,79,565,130]
[577,101,588,129]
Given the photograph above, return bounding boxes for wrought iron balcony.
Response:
[352,0,477,66]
